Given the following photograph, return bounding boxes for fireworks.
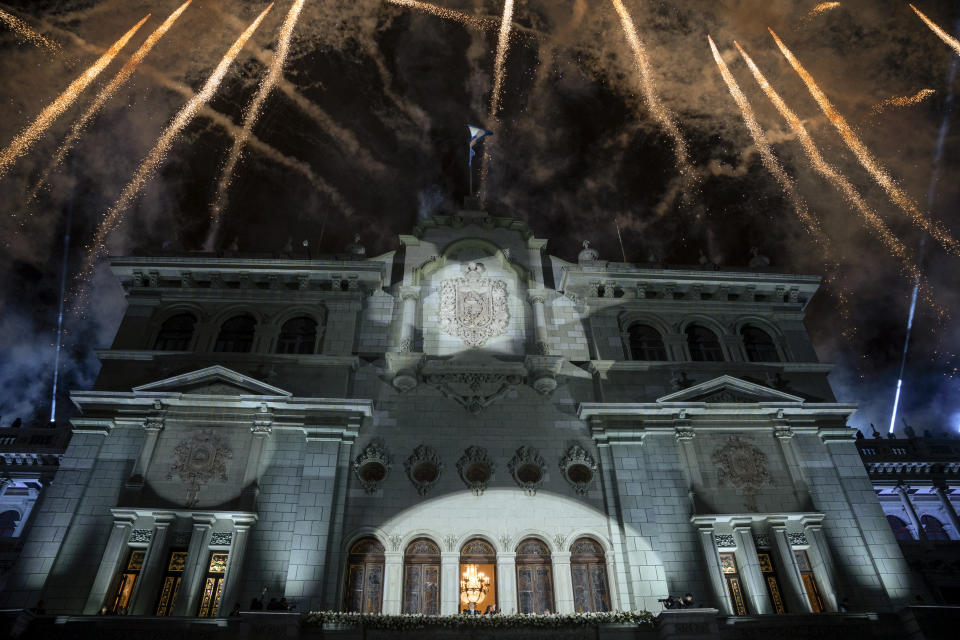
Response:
[910,3,960,57]
[25,1,192,207]
[0,15,148,180]
[479,0,515,199]
[770,28,960,257]
[207,0,306,250]
[84,4,274,273]
[385,0,496,31]
[611,0,693,182]
[807,2,841,18]
[0,7,63,55]
[871,88,935,115]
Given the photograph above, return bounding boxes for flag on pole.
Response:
[467,124,493,167]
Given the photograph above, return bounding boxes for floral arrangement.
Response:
[305,610,654,630]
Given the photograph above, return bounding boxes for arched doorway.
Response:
[515,538,554,614]
[570,537,610,612]
[459,538,496,613]
[343,537,384,613]
[402,538,441,615]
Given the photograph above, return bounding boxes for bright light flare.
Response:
[84,4,273,273]
[871,88,935,115]
[0,7,63,54]
[910,3,960,57]
[25,2,192,207]
[207,0,305,249]
[0,14,149,180]
[386,0,496,31]
[808,2,841,18]
[770,28,960,257]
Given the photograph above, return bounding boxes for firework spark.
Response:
[0,7,63,54]
[0,15,148,180]
[386,0,496,30]
[770,28,960,257]
[83,4,274,274]
[24,2,192,208]
[612,0,693,182]
[807,2,841,18]
[910,3,960,57]
[479,0,515,199]
[871,88,935,115]
[207,0,305,250]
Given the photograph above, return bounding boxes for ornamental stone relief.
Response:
[711,435,772,512]
[559,445,597,496]
[424,371,521,415]
[353,442,391,495]
[404,445,443,496]
[439,262,509,348]
[456,446,494,495]
[167,430,233,508]
[508,445,546,496]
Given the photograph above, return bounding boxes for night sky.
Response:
[1,0,959,435]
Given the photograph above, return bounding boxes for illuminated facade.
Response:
[0,206,926,622]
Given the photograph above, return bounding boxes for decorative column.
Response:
[732,523,771,614]
[321,420,360,609]
[697,526,733,615]
[674,419,702,492]
[895,484,927,541]
[83,511,136,614]
[216,515,256,616]
[382,550,404,614]
[768,524,809,613]
[129,513,175,615]
[241,408,273,507]
[397,286,420,353]
[934,484,960,538]
[496,551,517,614]
[528,290,550,355]
[773,423,809,502]
[801,521,838,612]
[552,550,574,613]
[440,550,460,615]
[173,514,216,616]
[130,417,164,483]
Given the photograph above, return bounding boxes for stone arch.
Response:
[146,303,206,351]
[271,306,327,354]
[417,237,531,286]
[731,315,789,362]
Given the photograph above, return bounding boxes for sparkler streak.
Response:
[808,2,841,18]
[0,15,148,180]
[479,0,515,199]
[207,0,306,250]
[871,88,935,115]
[385,0,496,30]
[84,4,274,273]
[0,7,63,54]
[24,2,192,208]
[770,28,960,257]
[910,4,960,57]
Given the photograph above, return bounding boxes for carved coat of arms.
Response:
[711,435,772,512]
[439,262,508,348]
[167,430,232,507]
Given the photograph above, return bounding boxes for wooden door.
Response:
[719,552,747,615]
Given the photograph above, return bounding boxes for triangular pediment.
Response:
[656,375,804,404]
[132,365,291,397]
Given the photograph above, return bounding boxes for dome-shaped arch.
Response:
[515,536,555,614]
[402,537,442,615]
[677,314,729,339]
[569,535,612,613]
[343,534,386,613]
[417,237,531,286]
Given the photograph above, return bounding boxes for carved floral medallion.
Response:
[439,262,508,348]
[711,435,771,512]
[167,430,232,507]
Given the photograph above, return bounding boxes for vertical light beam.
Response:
[84,4,274,274]
[25,1,192,207]
[769,28,960,257]
[49,191,73,423]
[207,0,305,250]
[910,3,960,57]
[0,14,149,179]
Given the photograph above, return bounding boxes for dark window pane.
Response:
[922,515,950,541]
[628,324,668,361]
[741,326,780,362]
[214,315,256,352]
[276,316,318,354]
[686,325,724,362]
[887,515,913,541]
[154,313,196,351]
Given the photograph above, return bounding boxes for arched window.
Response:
[0,510,20,537]
[515,538,554,614]
[276,316,318,354]
[628,324,668,361]
[214,314,256,353]
[887,515,913,541]
[685,325,724,362]
[460,539,496,614]
[343,537,384,613]
[922,515,950,541]
[154,313,196,351]
[741,325,780,362]
[402,538,441,615]
[570,538,610,613]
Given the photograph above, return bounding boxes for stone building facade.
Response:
[0,206,924,621]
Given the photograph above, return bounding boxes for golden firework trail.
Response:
[910,3,960,57]
[733,41,925,287]
[808,2,841,18]
[871,88,935,115]
[386,0,496,31]
[208,0,306,249]
[0,15,148,180]
[612,0,693,182]
[84,4,274,272]
[24,1,192,207]
[770,28,960,257]
[479,0,515,199]
[0,7,63,54]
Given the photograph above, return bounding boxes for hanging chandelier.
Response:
[460,564,491,612]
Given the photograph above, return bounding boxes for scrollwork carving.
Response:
[456,446,494,496]
[711,436,772,513]
[439,262,509,348]
[559,445,597,496]
[167,430,233,508]
[353,442,391,495]
[404,445,443,496]
[509,446,546,496]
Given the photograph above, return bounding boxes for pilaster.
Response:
[129,513,175,615]
[732,523,770,614]
[217,515,256,615]
[383,551,404,614]
[496,551,517,614]
[172,514,216,616]
[768,524,809,613]
[440,551,460,615]
[83,511,136,614]
[552,550,574,613]
[895,484,928,541]
[697,526,732,615]
[934,484,960,537]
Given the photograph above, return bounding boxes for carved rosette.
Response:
[508,446,546,496]
[711,436,772,512]
[167,430,233,508]
[439,262,509,348]
[559,445,598,496]
[425,372,522,415]
[456,446,495,496]
[353,442,391,495]
[404,445,444,496]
